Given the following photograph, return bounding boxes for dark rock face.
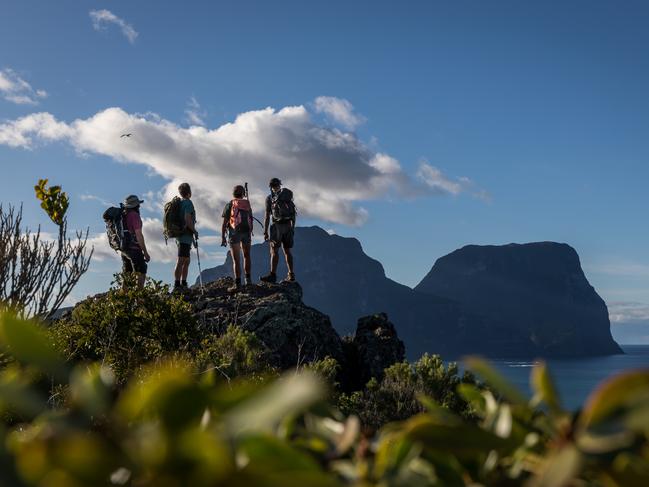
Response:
[415,242,623,357]
[352,313,405,385]
[199,227,621,359]
[187,278,344,369]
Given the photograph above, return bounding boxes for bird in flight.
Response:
[120,133,132,138]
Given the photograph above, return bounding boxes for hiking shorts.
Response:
[269,222,294,249]
[177,242,191,258]
[122,248,148,274]
[229,229,251,246]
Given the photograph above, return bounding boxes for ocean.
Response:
[464,345,649,411]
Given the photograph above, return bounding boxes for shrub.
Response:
[50,276,197,383]
[338,353,477,430]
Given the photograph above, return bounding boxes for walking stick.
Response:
[244,182,264,230]
[194,236,205,294]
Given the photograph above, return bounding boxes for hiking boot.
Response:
[244,275,253,287]
[259,272,277,284]
[283,272,296,283]
[172,283,183,293]
[228,280,241,293]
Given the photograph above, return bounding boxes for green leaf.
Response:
[531,361,563,412]
[579,370,649,429]
[528,445,581,487]
[224,372,324,437]
[0,312,66,380]
[464,356,527,405]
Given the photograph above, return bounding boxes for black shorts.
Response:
[269,222,294,249]
[122,248,148,274]
[178,242,192,258]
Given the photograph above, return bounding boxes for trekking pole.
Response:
[244,181,265,230]
[194,237,205,294]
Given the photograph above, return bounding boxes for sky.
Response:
[1,0,649,342]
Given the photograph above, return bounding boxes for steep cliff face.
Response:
[415,242,623,357]
[200,228,622,358]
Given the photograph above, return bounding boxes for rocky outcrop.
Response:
[345,313,405,387]
[187,278,345,369]
[415,242,623,357]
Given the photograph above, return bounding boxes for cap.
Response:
[269,177,281,188]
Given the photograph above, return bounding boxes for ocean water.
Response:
[463,345,649,411]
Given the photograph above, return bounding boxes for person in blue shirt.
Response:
[173,182,197,291]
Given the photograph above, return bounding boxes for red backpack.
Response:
[229,199,253,233]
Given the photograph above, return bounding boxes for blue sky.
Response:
[1,0,649,340]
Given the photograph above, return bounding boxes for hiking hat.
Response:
[123,195,144,209]
[269,177,281,188]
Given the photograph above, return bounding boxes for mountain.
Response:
[415,242,623,357]
[200,227,622,358]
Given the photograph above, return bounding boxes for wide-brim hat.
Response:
[123,195,144,208]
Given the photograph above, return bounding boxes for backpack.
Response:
[271,188,296,222]
[163,197,184,240]
[103,206,131,252]
[229,199,253,233]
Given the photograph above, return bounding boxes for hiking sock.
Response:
[181,280,188,288]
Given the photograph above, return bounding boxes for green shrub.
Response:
[338,354,477,430]
[194,325,276,381]
[49,276,198,383]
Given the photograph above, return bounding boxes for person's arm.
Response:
[134,228,150,261]
[185,211,196,235]
[263,197,271,240]
[221,216,228,246]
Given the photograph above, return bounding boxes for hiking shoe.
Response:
[172,284,183,294]
[283,272,296,283]
[244,278,253,287]
[259,273,277,284]
[228,281,241,293]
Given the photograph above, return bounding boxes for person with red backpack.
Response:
[260,178,296,283]
[221,185,254,291]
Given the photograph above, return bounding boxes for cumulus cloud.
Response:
[0,68,47,105]
[89,9,138,44]
[314,96,366,130]
[0,101,481,229]
[184,97,206,126]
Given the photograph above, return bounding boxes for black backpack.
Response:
[103,206,131,252]
[163,197,184,241]
[271,188,296,222]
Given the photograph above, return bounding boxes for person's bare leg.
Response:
[283,247,294,276]
[230,244,242,280]
[270,245,279,274]
[243,243,251,276]
[174,257,183,281]
[137,272,146,289]
[181,256,190,282]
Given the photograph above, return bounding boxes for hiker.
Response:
[121,195,150,288]
[260,178,296,283]
[221,185,253,291]
[173,183,197,291]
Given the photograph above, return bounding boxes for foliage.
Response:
[338,354,477,430]
[194,325,276,382]
[50,276,198,384]
[1,311,649,486]
[34,178,69,227]
[0,203,92,319]
[51,276,274,385]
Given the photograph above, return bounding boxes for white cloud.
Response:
[184,97,206,127]
[0,100,482,229]
[80,193,111,206]
[89,9,138,44]
[0,68,48,105]
[314,96,366,130]
[608,301,649,324]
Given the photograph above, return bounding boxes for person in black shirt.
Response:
[260,178,296,283]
